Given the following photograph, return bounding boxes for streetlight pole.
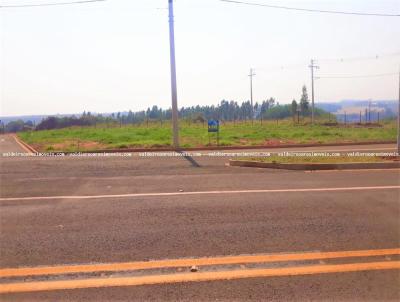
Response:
[168,0,179,149]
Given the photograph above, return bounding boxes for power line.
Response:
[317,52,400,63]
[219,0,400,17]
[256,62,307,72]
[256,52,400,74]
[0,0,106,8]
[316,72,398,79]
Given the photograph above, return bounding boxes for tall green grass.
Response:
[18,119,397,152]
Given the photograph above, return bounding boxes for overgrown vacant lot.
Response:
[18,119,397,152]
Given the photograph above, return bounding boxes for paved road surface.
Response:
[0,135,399,301]
[0,135,26,153]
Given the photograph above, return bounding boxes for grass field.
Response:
[18,119,397,152]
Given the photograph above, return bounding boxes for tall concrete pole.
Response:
[249,68,256,125]
[309,59,319,125]
[168,0,179,148]
[311,60,314,124]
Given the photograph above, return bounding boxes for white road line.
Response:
[0,186,399,202]
[204,147,396,154]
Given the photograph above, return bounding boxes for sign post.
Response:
[208,120,220,146]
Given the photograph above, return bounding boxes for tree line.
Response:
[1,85,329,132]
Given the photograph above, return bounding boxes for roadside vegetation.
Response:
[11,86,397,152]
[2,86,334,134]
[18,118,396,152]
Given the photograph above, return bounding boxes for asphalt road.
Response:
[0,134,399,301]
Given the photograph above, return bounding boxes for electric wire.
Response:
[316,72,398,79]
[219,0,400,17]
[0,0,106,8]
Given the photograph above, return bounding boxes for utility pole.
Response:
[249,68,256,125]
[309,59,319,125]
[365,108,367,124]
[168,0,179,149]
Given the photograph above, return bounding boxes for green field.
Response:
[18,119,397,152]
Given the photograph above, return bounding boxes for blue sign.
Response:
[208,120,219,133]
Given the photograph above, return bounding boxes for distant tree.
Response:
[149,105,160,119]
[260,99,273,116]
[291,99,298,121]
[5,120,25,133]
[36,117,58,130]
[25,120,34,127]
[300,85,309,114]
[127,110,134,124]
[263,105,292,119]
[266,98,275,109]
[164,108,172,120]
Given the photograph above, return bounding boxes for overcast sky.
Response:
[1,0,399,116]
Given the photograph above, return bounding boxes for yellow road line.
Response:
[1,248,399,278]
[1,261,399,294]
[1,186,399,202]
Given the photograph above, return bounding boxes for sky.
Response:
[0,0,399,116]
